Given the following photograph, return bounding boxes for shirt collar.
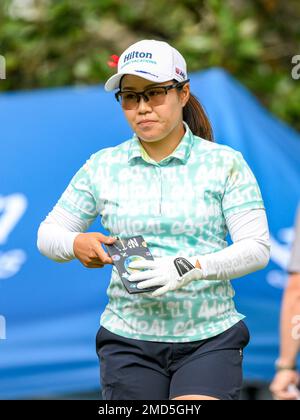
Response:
[128,121,194,166]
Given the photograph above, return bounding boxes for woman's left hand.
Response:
[127,256,203,297]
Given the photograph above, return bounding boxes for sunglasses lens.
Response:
[119,92,138,110]
[118,87,168,109]
[144,88,167,106]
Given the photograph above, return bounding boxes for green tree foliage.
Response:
[0,0,300,131]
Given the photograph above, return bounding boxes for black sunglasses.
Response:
[115,79,190,110]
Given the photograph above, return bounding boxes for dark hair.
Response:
[182,93,214,142]
[175,80,213,141]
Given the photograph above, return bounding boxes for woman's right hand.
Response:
[73,232,117,268]
[270,370,300,400]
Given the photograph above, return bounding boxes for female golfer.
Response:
[37,39,270,400]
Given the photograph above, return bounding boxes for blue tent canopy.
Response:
[0,68,299,399]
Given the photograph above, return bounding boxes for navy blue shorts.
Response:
[96,320,250,400]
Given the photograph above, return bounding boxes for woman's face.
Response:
[119,74,190,143]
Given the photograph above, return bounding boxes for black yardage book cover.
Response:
[105,235,159,294]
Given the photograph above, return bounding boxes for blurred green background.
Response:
[0,0,300,131]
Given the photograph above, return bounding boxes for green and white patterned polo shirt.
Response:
[57,122,265,342]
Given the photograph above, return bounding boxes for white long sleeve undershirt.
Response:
[37,206,270,280]
[37,205,93,263]
[197,209,270,280]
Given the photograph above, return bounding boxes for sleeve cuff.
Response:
[63,232,81,259]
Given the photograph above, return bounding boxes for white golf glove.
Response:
[127,256,203,297]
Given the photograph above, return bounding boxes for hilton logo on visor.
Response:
[123,51,153,63]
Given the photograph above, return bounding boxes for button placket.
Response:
[157,165,162,216]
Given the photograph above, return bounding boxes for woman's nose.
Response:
[137,95,152,112]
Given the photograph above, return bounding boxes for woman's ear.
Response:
[180,83,190,107]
